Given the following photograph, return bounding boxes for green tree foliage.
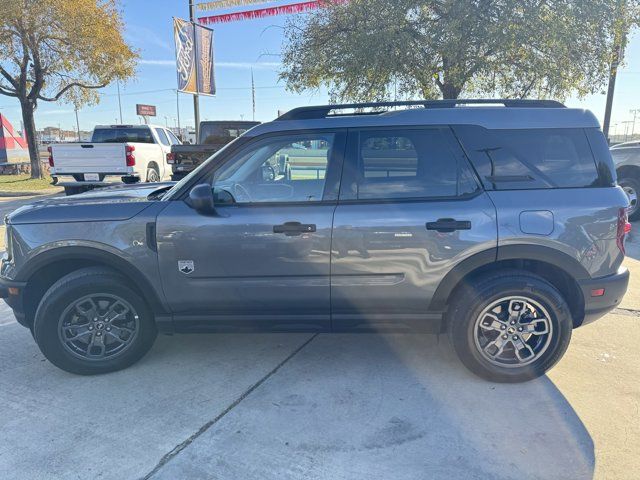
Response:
[0,0,137,178]
[281,0,640,102]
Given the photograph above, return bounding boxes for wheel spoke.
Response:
[479,313,506,333]
[65,330,92,342]
[105,300,130,323]
[519,317,550,335]
[511,336,536,362]
[85,334,106,358]
[483,335,507,359]
[106,325,133,342]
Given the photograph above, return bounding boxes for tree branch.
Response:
[0,65,19,90]
[0,84,19,97]
[37,82,106,102]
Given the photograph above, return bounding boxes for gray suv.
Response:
[0,99,630,382]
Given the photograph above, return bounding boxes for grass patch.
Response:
[0,174,61,194]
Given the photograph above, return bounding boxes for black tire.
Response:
[618,176,640,221]
[33,267,157,375]
[447,270,573,383]
[146,166,160,183]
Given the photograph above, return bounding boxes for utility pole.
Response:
[631,109,640,139]
[189,0,200,141]
[74,107,81,140]
[602,43,623,142]
[176,89,181,133]
[116,81,123,124]
[251,68,256,121]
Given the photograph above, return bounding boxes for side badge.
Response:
[178,260,195,275]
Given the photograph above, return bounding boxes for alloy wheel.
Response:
[473,296,553,368]
[58,294,140,361]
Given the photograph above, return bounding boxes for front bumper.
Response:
[578,267,630,326]
[0,276,28,327]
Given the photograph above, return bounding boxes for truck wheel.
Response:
[33,267,157,375]
[618,176,640,220]
[447,271,572,383]
[146,167,160,183]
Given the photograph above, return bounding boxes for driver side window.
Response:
[212,133,335,204]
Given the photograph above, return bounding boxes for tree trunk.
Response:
[440,83,462,99]
[20,98,42,179]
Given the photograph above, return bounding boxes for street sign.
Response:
[136,104,157,117]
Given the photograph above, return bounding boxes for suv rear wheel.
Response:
[33,267,157,375]
[448,271,572,383]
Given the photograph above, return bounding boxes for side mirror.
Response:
[188,184,216,215]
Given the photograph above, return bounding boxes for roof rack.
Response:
[276,99,566,121]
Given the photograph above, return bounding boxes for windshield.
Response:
[162,135,248,201]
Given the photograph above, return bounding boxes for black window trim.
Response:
[172,128,348,205]
[339,125,482,204]
[451,125,603,191]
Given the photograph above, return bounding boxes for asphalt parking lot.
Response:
[0,195,639,480]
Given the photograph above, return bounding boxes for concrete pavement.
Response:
[0,194,638,479]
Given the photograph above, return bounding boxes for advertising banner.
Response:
[136,104,157,116]
[173,18,216,96]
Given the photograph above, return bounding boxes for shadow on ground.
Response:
[151,333,594,480]
[0,323,594,480]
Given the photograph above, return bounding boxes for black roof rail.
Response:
[276,99,566,121]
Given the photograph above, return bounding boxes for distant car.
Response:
[169,120,259,180]
[49,124,181,195]
[611,141,640,219]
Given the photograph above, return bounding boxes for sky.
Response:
[0,0,639,135]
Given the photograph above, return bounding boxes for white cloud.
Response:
[39,109,73,115]
[139,59,175,66]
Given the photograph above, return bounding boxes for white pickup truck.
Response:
[48,124,181,195]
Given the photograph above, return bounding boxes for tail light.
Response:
[47,146,54,167]
[166,152,175,164]
[125,145,136,166]
[616,207,631,255]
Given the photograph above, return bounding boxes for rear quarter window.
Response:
[453,126,601,190]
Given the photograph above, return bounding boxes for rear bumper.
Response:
[578,267,629,326]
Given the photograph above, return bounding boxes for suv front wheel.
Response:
[448,271,573,383]
[33,267,157,375]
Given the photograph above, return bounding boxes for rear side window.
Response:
[92,127,154,144]
[453,126,600,189]
[348,128,479,200]
[154,128,170,146]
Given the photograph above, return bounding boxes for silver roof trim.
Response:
[247,107,600,137]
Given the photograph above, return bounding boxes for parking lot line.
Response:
[142,333,319,480]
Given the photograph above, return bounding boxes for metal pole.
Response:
[631,109,639,139]
[251,68,256,121]
[176,89,181,133]
[75,108,80,140]
[116,81,123,124]
[602,46,620,142]
[189,0,200,141]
